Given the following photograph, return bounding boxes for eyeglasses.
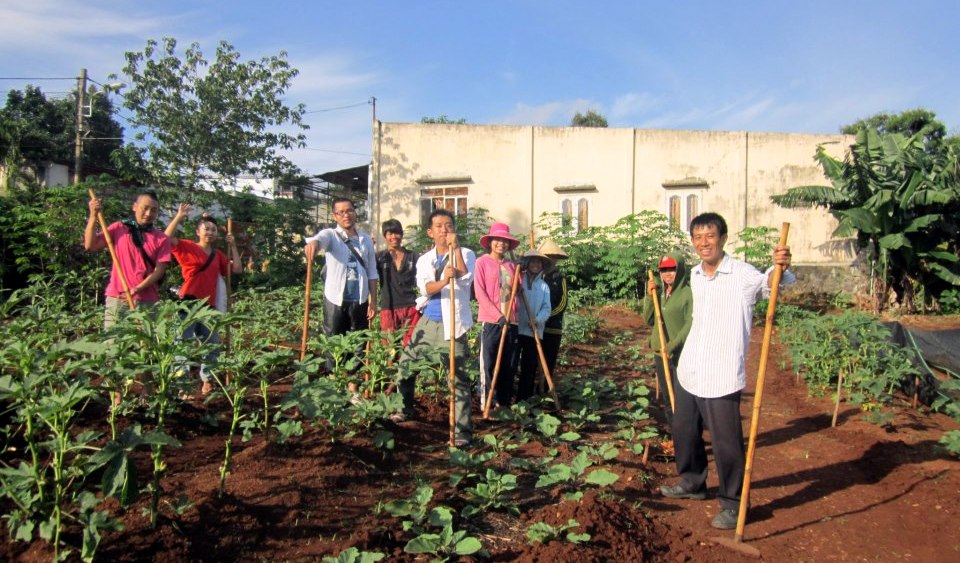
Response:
[334,209,356,216]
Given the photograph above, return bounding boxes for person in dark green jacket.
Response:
[641,253,693,428]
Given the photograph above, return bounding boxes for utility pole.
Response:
[73,68,88,185]
[370,96,378,237]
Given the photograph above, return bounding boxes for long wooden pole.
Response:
[300,256,313,362]
[225,218,234,354]
[88,189,135,310]
[648,270,676,413]
[226,218,234,311]
[732,222,790,545]
[448,244,459,447]
[483,261,522,419]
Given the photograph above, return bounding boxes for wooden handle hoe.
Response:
[89,189,135,310]
[225,218,234,354]
[300,256,313,362]
[226,218,234,310]
[648,270,676,413]
[711,222,790,558]
[448,247,459,447]
[483,261,522,419]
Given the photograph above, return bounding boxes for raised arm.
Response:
[84,197,106,252]
[164,203,191,246]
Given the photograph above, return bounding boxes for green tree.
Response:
[772,129,960,312]
[0,86,71,179]
[571,110,608,128]
[420,115,467,124]
[842,108,946,146]
[1,86,122,188]
[115,37,308,193]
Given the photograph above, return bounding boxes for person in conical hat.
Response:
[515,248,553,401]
[536,238,568,387]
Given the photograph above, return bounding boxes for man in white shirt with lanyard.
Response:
[305,197,378,377]
[396,209,475,447]
[660,212,795,530]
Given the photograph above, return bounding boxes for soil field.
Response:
[4,305,958,562]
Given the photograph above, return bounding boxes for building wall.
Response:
[373,122,854,265]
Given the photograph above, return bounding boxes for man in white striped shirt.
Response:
[660,212,795,530]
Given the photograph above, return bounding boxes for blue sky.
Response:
[2,0,957,175]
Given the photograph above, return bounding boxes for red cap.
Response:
[658,256,678,269]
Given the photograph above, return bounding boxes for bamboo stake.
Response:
[648,270,676,413]
[832,368,844,428]
[912,374,920,409]
[715,222,790,556]
[483,261,522,419]
[300,256,313,362]
[448,244,459,447]
[88,189,135,310]
[225,218,234,354]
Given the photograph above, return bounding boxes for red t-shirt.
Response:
[98,221,172,302]
[171,239,228,306]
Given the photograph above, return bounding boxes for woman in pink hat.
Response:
[474,222,521,410]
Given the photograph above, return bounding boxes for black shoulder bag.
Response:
[124,220,167,289]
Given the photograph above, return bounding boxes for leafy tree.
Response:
[115,37,308,193]
[571,110,608,128]
[1,86,71,178]
[772,129,960,312]
[420,115,467,124]
[842,108,946,146]
[0,86,122,187]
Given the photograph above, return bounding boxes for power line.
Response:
[303,100,370,114]
[300,147,372,156]
[0,77,75,81]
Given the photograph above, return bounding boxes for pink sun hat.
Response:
[479,222,521,251]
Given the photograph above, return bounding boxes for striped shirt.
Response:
[677,253,796,398]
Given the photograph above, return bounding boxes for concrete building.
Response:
[371,123,857,268]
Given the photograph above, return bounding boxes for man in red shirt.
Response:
[85,191,172,327]
[165,203,242,394]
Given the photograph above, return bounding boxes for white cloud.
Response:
[289,54,380,97]
[497,98,602,126]
[610,92,658,119]
[0,1,180,49]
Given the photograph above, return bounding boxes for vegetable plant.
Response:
[526,518,590,544]
[111,301,217,527]
[460,468,519,518]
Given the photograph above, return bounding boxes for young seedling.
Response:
[535,451,620,500]
[526,518,591,544]
[322,547,386,563]
[460,468,519,518]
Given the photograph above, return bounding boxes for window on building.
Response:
[577,198,589,230]
[560,196,591,233]
[669,195,681,228]
[662,178,708,232]
[561,199,573,227]
[686,194,698,227]
[420,186,468,227]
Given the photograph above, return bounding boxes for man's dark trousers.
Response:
[671,380,745,511]
[322,298,369,372]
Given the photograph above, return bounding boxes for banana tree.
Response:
[772,127,960,312]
